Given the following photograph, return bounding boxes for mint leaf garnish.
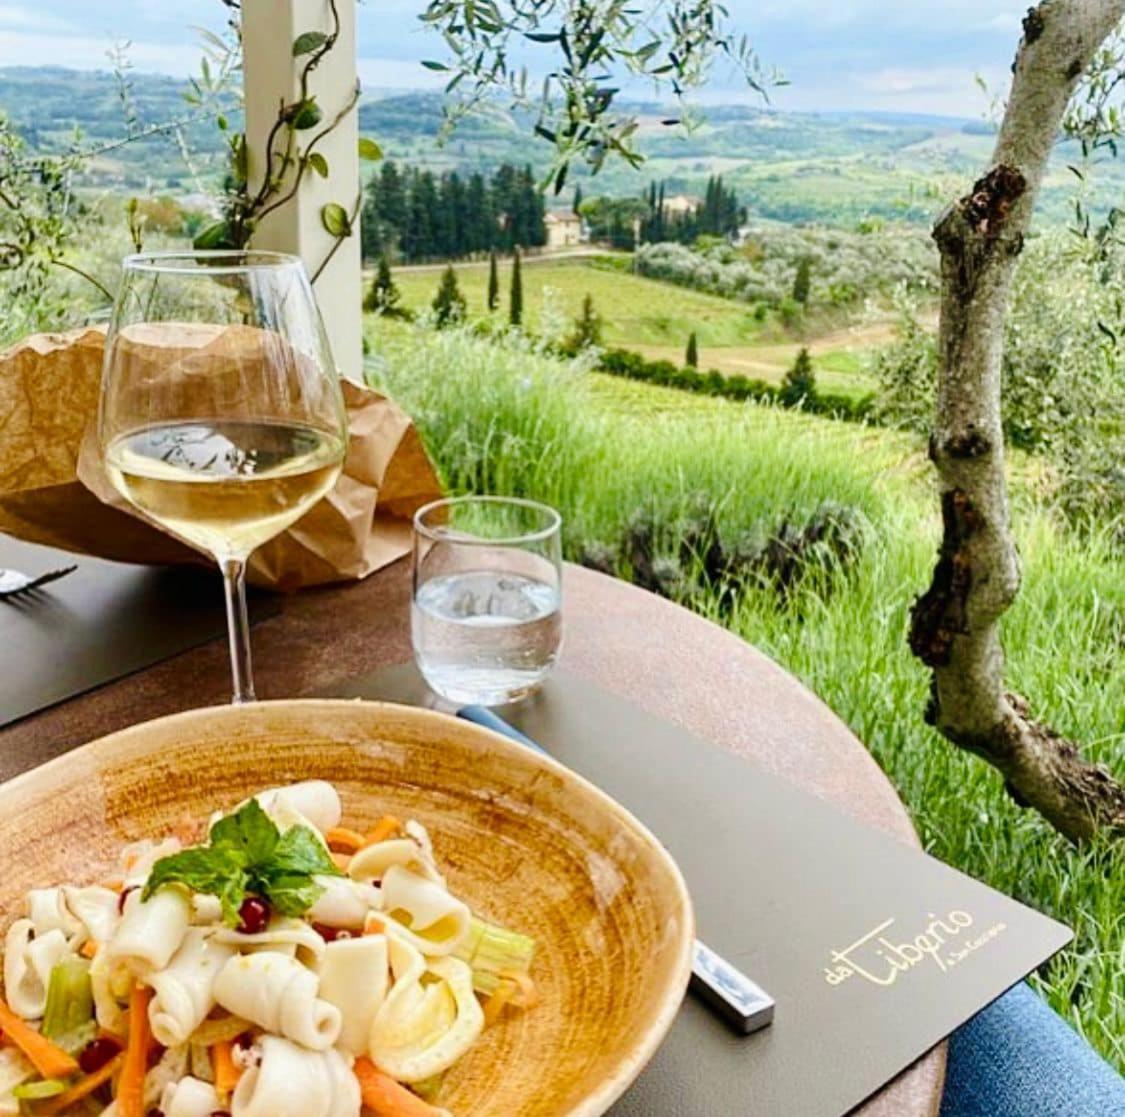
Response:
[209,798,279,864]
[258,872,325,917]
[270,824,340,878]
[142,798,341,925]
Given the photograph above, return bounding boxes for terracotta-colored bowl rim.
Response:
[2,699,694,1117]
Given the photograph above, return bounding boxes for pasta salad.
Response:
[0,782,538,1117]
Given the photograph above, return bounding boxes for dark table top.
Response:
[0,556,944,1117]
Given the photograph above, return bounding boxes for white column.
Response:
[242,0,363,381]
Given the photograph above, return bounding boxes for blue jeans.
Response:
[941,982,1125,1116]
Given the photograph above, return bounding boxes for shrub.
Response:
[364,255,406,317]
[431,265,466,327]
[780,347,817,406]
[566,293,604,351]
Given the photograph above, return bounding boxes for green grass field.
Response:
[391,256,778,347]
[387,255,888,399]
[366,319,1125,1071]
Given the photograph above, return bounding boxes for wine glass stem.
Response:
[220,557,256,704]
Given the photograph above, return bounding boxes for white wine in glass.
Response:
[99,252,348,703]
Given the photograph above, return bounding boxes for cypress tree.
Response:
[573,184,583,215]
[487,250,500,311]
[364,255,401,315]
[780,347,816,406]
[509,247,524,327]
[685,331,699,368]
[567,293,603,350]
[432,265,466,327]
[792,257,812,304]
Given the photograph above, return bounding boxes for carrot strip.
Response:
[363,914,385,936]
[482,979,517,1027]
[79,940,99,960]
[40,1053,123,1115]
[362,816,402,846]
[0,998,79,1079]
[499,969,540,1010]
[212,1038,241,1096]
[354,1058,449,1117]
[326,827,366,854]
[115,984,152,1117]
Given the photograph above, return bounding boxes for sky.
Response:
[0,1,1028,118]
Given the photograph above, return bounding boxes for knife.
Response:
[457,703,776,1035]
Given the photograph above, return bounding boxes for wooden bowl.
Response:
[0,700,693,1116]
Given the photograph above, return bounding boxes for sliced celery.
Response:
[410,1073,445,1103]
[41,955,96,1052]
[454,917,535,997]
[12,1077,67,1099]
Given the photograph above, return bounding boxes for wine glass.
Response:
[99,251,348,703]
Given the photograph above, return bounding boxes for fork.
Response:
[0,565,77,600]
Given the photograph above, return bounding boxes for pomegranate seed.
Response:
[237,896,271,935]
[79,1035,122,1074]
[312,922,355,942]
[117,886,138,914]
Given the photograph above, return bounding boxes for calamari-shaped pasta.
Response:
[378,865,471,956]
[213,916,327,963]
[0,1042,35,1115]
[159,1075,222,1117]
[27,887,82,939]
[3,921,68,1019]
[346,836,443,890]
[119,837,182,887]
[143,1045,191,1109]
[90,944,126,1034]
[369,940,483,1083]
[213,952,341,1051]
[231,1036,359,1117]
[317,935,389,1055]
[62,885,120,945]
[108,886,192,981]
[190,894,223,924]
[306,876,380,930]
[252,781,341,837]
[147,929,236,1048]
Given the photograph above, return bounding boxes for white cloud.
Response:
[356,56,446,92]
[0,4,76,33]
[0,31,201,74]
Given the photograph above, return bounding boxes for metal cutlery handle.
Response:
[457,704,776,1035]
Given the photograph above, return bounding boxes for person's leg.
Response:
[940,982,1125,1117]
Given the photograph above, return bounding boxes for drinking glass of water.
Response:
[412,496,563,706]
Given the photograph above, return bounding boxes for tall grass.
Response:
[367,320,1125,1069]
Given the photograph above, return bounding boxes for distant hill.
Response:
[1,66,1116,228]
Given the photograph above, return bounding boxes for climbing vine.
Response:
[194,0,380,280]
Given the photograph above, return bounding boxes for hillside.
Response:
[4,67,1121,227]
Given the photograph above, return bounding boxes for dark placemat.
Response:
[0,536,277,729]
[324,662,1073,1117]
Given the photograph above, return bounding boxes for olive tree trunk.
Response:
[909,0,1125,841]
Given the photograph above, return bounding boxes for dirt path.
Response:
[632,312,937,380]
[376,248,615,276]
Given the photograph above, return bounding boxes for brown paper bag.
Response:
[0,328,442,590]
